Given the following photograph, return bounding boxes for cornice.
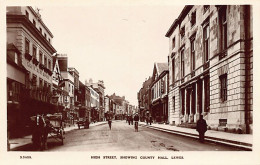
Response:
[7,14,56,54]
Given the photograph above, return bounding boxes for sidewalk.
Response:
[9,121,107,151]
[139,122,252,151]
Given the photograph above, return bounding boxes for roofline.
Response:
[28,6,54,38]
[165,5,193,37]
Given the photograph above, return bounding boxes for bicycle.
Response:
[134,121,138,132]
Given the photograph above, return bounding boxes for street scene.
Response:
[6,5,253,152]
[11,121,246,151]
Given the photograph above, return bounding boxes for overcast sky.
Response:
[37,4,184,106]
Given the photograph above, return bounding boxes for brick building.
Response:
[166,5,253,134]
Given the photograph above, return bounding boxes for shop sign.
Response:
[27,61,50,79]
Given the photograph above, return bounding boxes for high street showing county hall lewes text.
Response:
[7,5,252,152]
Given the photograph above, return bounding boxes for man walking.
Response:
[108,118,112,130]
[196,115,207,143]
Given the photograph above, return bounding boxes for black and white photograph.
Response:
[1,1,260,165]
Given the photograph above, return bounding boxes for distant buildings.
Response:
[6,6,136,138]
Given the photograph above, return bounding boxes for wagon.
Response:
[46,113,65,145]
[31,113,64,150]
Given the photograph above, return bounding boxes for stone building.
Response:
[7,7,56,124]
[166,5,253,133]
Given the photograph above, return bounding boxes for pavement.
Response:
[8,120,252,151]
[8,121,107,151]
[139,122,253,151]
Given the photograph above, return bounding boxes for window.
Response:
[69,84,71,92]
[48,59,51,70]
[219,6,227,59]
[172,58,175,85]
[203,23,210,62]
[173,96,175,113]
[172,37,175,49]
[204,5,210,13]
[39,78,43,89]
[25,39,30,54]
[39,51,43,64]
[181,49,185,78]
[33,45,37,58]
[39,28,42,33]
[190,38,195,71]
[180,26,185,39]
[25,11,29,18]
[32,74,37,87]
[220,74,227,102]
[190,11,196,27]
[44,56,47,67]
[48,38,51,43]
[33,19,36,26]
[14,52,18,64]
[44,33,47,39]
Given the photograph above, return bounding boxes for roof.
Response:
[156,63,168,75]
[165,5,193,37]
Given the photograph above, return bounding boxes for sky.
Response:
[37,4,184,106]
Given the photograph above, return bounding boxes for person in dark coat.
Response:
[149,116,152,125]
[108,118,112,130]
[196,115,207,143]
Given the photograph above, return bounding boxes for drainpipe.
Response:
[244,5,251,134]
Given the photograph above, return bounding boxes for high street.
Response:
[14,121,244,151]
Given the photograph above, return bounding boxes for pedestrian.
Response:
[128,116,131,125]
[146,116,149,125]
[134,114,139,132]
[196,115,207,143]
[149,116,152,125]
[131,115,134,125]
[108,118,112,130]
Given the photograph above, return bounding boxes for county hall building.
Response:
[166,5,252,134]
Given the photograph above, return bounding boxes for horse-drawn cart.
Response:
[31,113,64,150]
[46,113,65,145]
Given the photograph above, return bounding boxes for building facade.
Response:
[150,63,169,123]
[166,5,253,133]
[7,44,27,137]
[7,7,57,131]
